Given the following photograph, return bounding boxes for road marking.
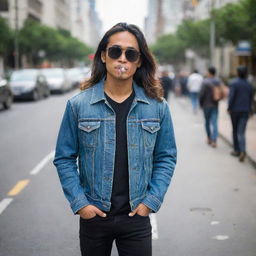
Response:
[149,213,159,240]
[8,179,30,196]
[30,151,55,175]
[0,198,13,215]
[212,235,229,240]
[211,221,220,225]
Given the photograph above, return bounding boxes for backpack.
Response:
[212,85,227,101]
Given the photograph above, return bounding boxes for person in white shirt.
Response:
[187,70,203,113]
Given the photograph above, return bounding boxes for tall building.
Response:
[70,0,90,45]
[0,0,44,30]
[70,0,102,47]
[144,0,185,44]
[0,0,72,31]
[0,0,102,47]
[193,0,241,20]
[42,0,71,31]
[87,0,102,47]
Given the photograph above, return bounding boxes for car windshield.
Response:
[42,69,63,78]
[11,70,37,82]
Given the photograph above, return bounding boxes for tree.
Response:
[151,34,185,64]
[214,2,250,45]
[243,0,256,52]
[19,20,93,66]
[0,17,13,55]
[176,19,210,57]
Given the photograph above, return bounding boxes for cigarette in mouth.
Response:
[120,67,126,72]
[118,66,127,74]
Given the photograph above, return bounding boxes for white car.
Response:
[41,68,71,93]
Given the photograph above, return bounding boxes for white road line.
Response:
[211,221,220,225]
[212,235,229,240]
[30,151,55,175]
[149,213,159,240]
[0,198,13,215]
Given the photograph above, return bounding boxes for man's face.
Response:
[101,31,141,81]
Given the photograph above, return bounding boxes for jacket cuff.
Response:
[70,195,90,214]
[142,194,162,213]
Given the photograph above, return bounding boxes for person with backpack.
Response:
[199,67,224,148]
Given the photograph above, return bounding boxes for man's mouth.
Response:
[116,65,128,74]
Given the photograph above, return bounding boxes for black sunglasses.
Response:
[107,45,140,62]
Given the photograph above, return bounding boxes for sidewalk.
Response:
[218,99,256,167]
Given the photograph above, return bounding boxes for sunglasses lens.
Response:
[107,46,140,62]
[108,46,122,59]
[125,49,140,62]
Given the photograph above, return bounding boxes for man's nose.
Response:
[119,51,127,62]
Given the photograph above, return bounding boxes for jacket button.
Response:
[87,126,90,129]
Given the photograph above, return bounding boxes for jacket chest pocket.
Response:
[141,121,160,148]
[78,120,101,147]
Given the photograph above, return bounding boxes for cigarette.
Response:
[120,67,126,73]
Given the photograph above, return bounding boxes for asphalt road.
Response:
[0,91,255,256]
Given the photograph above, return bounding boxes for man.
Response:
[160,70,173,101]
[187,69,203,114]
[228,66,253,162]
[53,23,177,256]
[199,67,223,148]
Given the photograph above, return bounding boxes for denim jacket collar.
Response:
[90,78,150,105]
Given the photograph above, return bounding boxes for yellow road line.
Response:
[8,179,30,196]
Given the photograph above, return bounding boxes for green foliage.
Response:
[213,2,250,45]
[176,19,210,56]
[151,0,256,64]
[0,17,13,55]
[19,20,93,65]
[151,34,185,64]
[242,0,256,52]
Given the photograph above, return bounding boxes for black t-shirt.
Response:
[105,90,135,216]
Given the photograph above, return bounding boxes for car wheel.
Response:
[3,95,13,109]
[32,90,39,101]
[44,88,50,98]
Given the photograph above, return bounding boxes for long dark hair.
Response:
[80,23,163,101]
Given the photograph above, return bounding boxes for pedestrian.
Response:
[53,22,177,256]
[160,70,173,100]
[228,66,254,162]
[199,67,223,148]
[187,69,203,114]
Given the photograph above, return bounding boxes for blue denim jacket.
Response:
[53,79,177,214]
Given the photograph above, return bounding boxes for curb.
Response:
[219,133,256,169]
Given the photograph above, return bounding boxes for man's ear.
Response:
[101,51,106,63]
[137,58,142,68]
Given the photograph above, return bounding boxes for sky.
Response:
[95,0,148,34]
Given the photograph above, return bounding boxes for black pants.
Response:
[230,112,249,153]
[80,214,152,256]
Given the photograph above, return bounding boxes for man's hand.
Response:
[128,203,151,217]
[78,205,106,220]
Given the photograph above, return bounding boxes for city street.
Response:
[0,91,256,256]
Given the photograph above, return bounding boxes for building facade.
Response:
[70,0,101,47]
[0,0,101,46]
[144,0,186,44]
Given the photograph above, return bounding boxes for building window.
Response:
[0,0,9,11]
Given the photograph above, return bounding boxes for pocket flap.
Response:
[78,121,101,133]
[142,121,160,133]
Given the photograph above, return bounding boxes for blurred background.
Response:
[0,1,255,256]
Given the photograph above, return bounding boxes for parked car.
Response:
[67,67,91,89]
[41,68,71,93]
[0,77,13,109]
[10,69,50,101]
[67,68,84,89]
